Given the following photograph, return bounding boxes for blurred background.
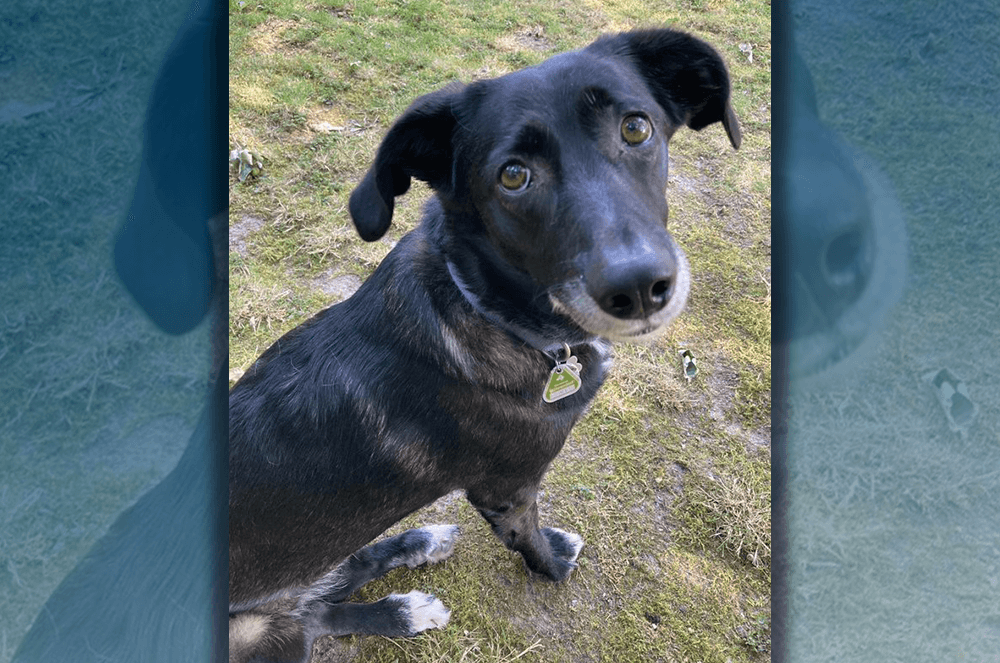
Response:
[781,0,999,659]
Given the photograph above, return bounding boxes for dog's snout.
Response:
[591,259,674,320]
[791,200,876,339]
[823,227,870,293]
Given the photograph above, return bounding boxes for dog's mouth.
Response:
[549,247,691,343]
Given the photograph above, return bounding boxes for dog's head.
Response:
[349,29,740,341]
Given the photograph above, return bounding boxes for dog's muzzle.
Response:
[787,148,907,383]
[550,236,690,341]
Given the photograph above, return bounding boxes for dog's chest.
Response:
[452,334,611,402]
[437,338,612,444]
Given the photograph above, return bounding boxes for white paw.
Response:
[423,524,460,563]
[407,524,460,568]
[399,590,451,633]
[549,527,585,562]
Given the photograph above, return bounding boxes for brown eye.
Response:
[621,114,653,145]
[499,162,530,192]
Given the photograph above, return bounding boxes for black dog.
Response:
[229,28,740,663]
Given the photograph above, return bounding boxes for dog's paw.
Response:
[541,527,584,581]
[405,525,460,568]
[544,527,584,562]
[395,590,451,634]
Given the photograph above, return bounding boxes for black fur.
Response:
[230,28,739,663]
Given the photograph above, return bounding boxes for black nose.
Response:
[823,226,872,295]
[591,257,674,320]
[786,148,876,340]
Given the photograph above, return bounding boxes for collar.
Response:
[444,260,594,362]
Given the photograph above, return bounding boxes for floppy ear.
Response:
[587,29,742,149]
[348,83,463,242]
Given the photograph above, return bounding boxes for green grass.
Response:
[229,1,770,660]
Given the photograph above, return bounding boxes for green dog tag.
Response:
[543,364,581,403]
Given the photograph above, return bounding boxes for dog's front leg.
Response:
[467,485,583,582]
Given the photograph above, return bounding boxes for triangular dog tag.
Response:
[543,364,581,403]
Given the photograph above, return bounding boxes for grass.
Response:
[228,1,770,661]
[1,0,214,657]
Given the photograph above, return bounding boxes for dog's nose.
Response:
[591,257,674,320]
[787,147,876,340]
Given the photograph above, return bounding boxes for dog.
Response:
[229,28,740,663]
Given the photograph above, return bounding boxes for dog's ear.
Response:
[348,83,463,242]
[587,29,742,149]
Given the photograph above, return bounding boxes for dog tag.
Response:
[543,365,581,403]
[543,348,582,403]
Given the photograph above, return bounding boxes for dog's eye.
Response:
[499,162,530,192]
[621,114,653,145]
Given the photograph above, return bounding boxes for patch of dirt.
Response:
[651,462,688,541]
[230,214,265,257]
[312,271,362,301]
[310,638,360,663]
[743,426,772,458]
[306,105,349,133]
[276,106,375,143]
[302,2,354,20]
[703,355,771,459]
[417,489,467,523]
[668,156,711,195]
[705,359,739,424]
[496,26,553,53]
[248,19,299,56]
